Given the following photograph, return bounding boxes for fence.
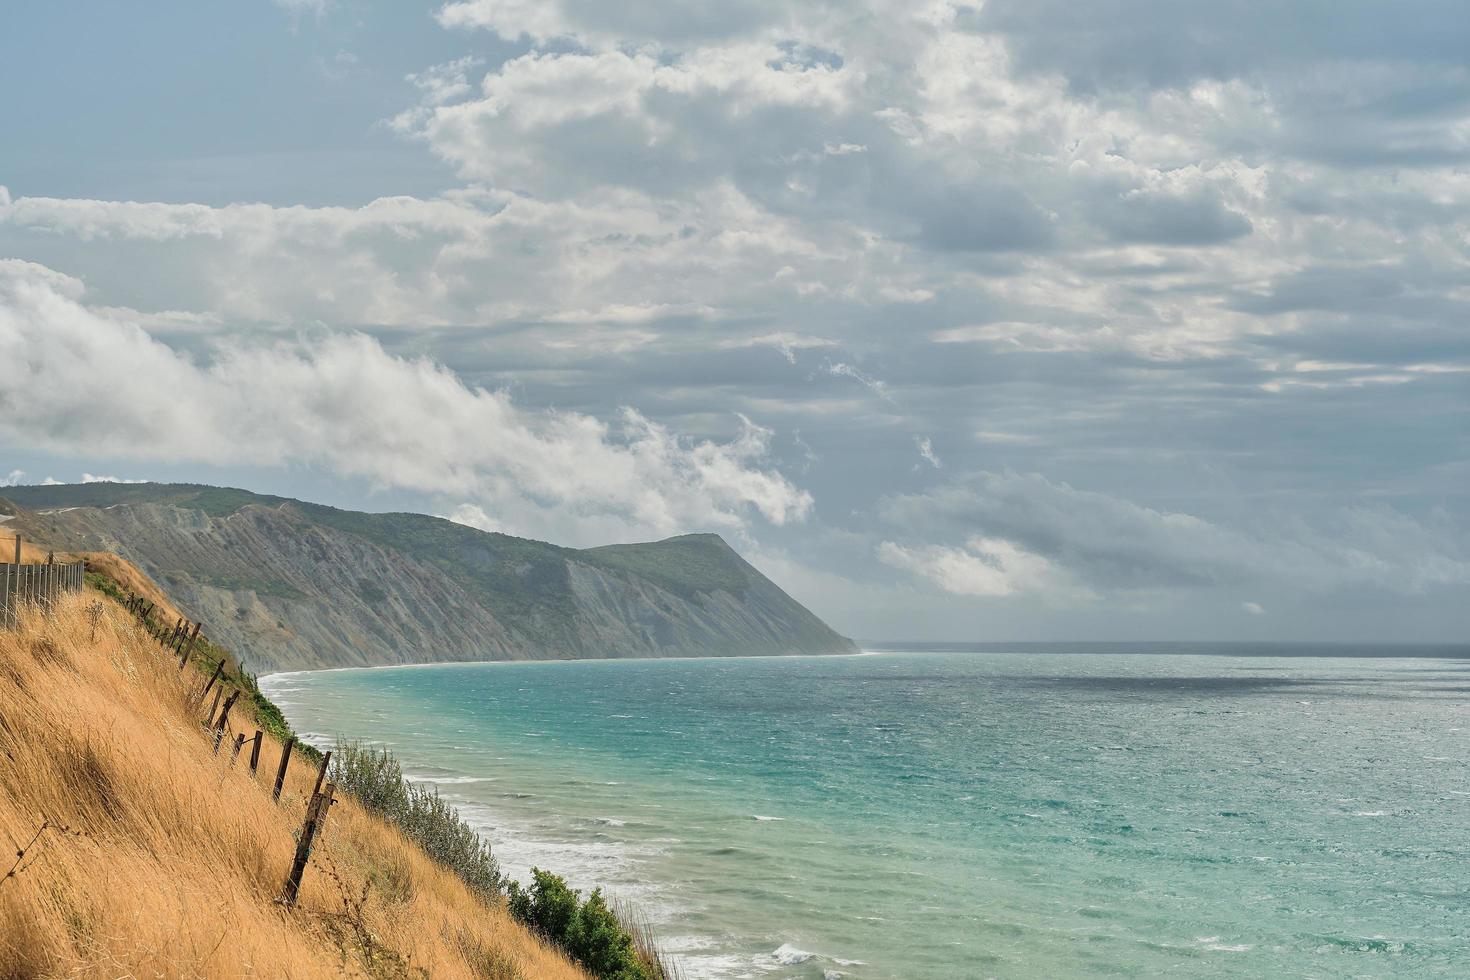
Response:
[113,591,336,906]
[1,535,87,628]
[0,564,337,907]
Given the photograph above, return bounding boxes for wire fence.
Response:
[112,591,338,905]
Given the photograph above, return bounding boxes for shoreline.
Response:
[257,670,757,979]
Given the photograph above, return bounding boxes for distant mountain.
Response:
[1,483,856,672]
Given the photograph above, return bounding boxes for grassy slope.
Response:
[0,588,588,979]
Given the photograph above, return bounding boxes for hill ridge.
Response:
[2,483,855,671]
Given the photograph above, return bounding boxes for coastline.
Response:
[258,646,1470,979]
[257,659,880,980]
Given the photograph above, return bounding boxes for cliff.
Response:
[1,483,856,672]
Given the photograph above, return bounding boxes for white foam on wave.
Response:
[752,814,784,822]
[427,776,494,785]
[771,943,814,965]
[1353,810,1389,817]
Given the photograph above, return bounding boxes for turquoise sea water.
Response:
[261,650,1470,978]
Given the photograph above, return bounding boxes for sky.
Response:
[1,0,1467,643]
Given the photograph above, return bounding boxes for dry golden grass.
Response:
[5,533,185,624]
[0,590,588,979]
[4,533,187,627]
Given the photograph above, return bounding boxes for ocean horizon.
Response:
[262,646,1470,978]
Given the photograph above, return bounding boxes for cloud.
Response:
[81,474,148,484]
[405,57,485,107]
[915,436,941,469]
[877,536,1090,600]
[0,260,812,544]
[2,0,1468,640]
[972,1,1470,168]
[1090,187,1252,245]
[879,471,1470,596]
[1242,601,1265,615]
[973,1,1470,90]
[720,332,838,364]
[821,361,890,400]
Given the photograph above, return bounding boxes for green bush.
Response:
[508,869,653,980]
[330,740,502,898]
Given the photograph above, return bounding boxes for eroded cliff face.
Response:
[5,485,856,671]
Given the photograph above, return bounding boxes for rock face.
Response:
[2,483,856,672]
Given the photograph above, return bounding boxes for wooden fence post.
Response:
[229,732,246,766]
[273,737,295,802]
[280,783,335,907]
[311,751,332,798]
[205,686,223,730]
[179,621,202,668]
[199,660,225,703]
[12,534,19,564]
[249,730,263,775]
[212,690,240,752]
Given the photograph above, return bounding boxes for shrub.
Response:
[331,740,502,898]
[508,869,654,980]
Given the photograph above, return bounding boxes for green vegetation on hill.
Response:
[583,534,751,598]
[330,740,503,898]
[509,870,662,980]
[4,482,857,669]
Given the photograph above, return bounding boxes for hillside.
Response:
[0,484,856,672]
[0,584,589,978]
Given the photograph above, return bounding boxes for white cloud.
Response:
[81,474,147,484]
[0,260,812,544]
[1,470,25,487]
[0,185,877,330]
[822,361,891,400]
[443,503,503,533]
[915,436,942,469]
[877,535,1090,600]
[406,57,486,107]
[1242,601,1265,615]
[720,331,838,365]
[881,472,1470,597]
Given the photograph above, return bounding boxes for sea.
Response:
[260,646,1470,979]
